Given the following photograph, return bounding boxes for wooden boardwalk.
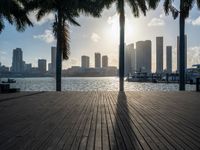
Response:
[0,91,200,150]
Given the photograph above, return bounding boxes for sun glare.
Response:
[107,14,138,43]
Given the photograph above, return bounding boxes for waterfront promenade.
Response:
[0,91,200,150]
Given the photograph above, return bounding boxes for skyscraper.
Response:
[24,63,32,72]
[81,56,90,68]
[38,59,47,73]
[102,55,108,68]
[95,53,101,68]
[125,43,136,75]
[156,37,163,73]
[48,63,52,72]
[51,47,56,73]
[177,35,187,72]
[166,46,172,74]
[12,48,23,73]
[136,40,152,73]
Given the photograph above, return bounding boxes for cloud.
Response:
[192,16,200,26]
[91,33,101,42]
[33,29,55,43]
[186,18,192,24]
[159,10,166,18]
[186,17,200,26]
[0,51,7,55]
[107,15,117,25]
[188,46,200,67]
[148,18,165,27]
[29,11,54,26]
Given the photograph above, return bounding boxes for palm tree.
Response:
[27,0,102,91]
[98,0,159,91]
[164,0,200,91]
[0,0,32,33]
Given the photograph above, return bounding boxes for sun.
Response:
[107,14,138,43]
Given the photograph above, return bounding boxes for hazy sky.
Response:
[0,1,200,72]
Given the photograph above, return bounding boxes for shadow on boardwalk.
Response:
[0,92,200,149]
[111,92,141,150]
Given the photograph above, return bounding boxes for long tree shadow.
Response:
[111,92,141,150]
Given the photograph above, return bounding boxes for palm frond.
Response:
[116,0,125,14]
[136,0,147,16]
[0,15,5,33]
[197,0,200,9]
[163,0,172,15]
[61,23,70,60]
[68,17,80,26]
[0,0,33,33]
[182,0,194,18]
[127,0,140,17]
[170,5,179,19]
[77,0,103,17]
[146,0,160,9]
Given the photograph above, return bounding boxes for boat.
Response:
[2,78,16,84]
[127,72,150,82]
[186,64,200,84]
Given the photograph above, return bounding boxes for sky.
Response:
[0,1,200,72]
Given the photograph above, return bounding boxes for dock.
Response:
[0,91,200,150]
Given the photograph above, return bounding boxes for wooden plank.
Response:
[51,92,93,150]
[126,92,199,149]
[0,91,200,150]
[78,92,98,150]
[67,92,96,150]
[94,92,102,150]
[104,92,127,150]
[107,92,140,150]
[101,92,110,150]
[108,92,152,150]
[85,92,98,150]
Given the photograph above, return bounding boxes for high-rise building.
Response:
[51,47,56,73]
[136,40,151,73]
[177,35,187,72]
[81,56,90,68]
[102,55,108,68]
[125,43,136,75]
[95,53,101,68]
[12,48,23,73]
[24,63,32,72]
[166,46,172,74]
[38,59,47,73]
[48,63,52,72]
[22,61,26,72]
[156,37,163,73]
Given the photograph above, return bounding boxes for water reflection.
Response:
[10,77,195,91]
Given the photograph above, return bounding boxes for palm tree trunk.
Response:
[179,0,185,91]
[56,10,62,91]
[119,0,125,92]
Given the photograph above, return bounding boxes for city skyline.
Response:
[1,34,199,74]
[0,2,200,71]
[0,48,113,73]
